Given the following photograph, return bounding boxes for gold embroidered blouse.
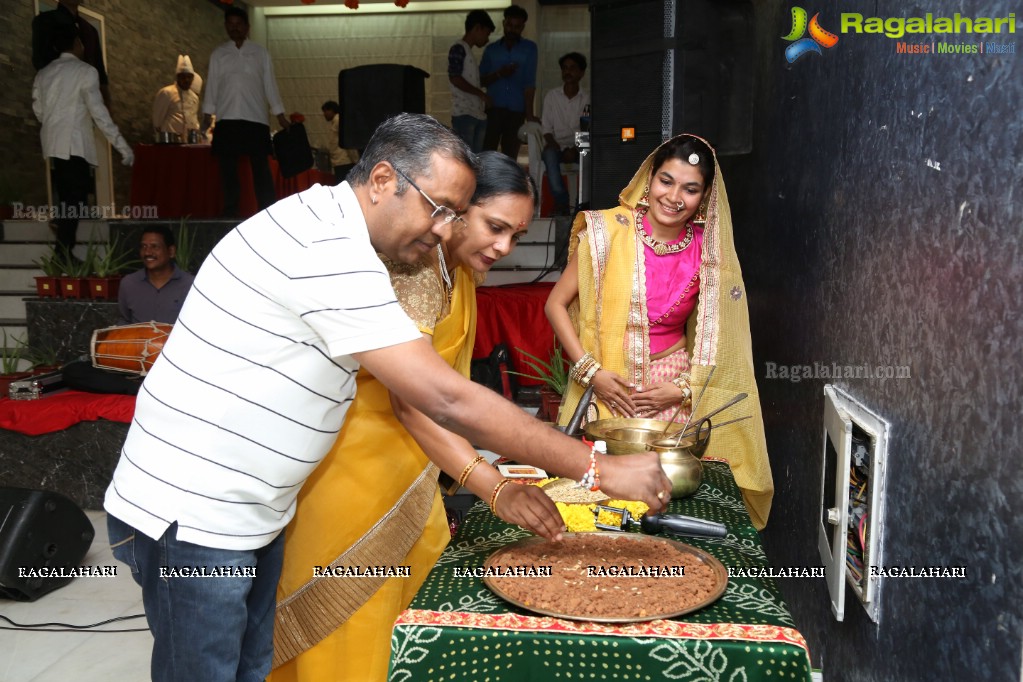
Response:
[383,255,448,333]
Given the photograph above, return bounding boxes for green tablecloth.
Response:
[390,460,812,681]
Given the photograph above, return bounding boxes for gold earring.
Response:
[636,185,650,209]
[693,202,708,225]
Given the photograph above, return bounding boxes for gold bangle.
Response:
[457,455,486,489]
[489,478,514,514]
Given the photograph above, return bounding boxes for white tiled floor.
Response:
[1,511,153,682]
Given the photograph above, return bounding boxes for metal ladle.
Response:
[663,391,749,447]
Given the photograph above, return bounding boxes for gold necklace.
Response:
[635,210,694,256]
[436,244,454,304]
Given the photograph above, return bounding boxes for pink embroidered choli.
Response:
[642,216,703,355]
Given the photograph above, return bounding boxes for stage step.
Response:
[0,212,568,350]
[0,292,33,320]
[0,266,40,291]
[0,219,109,243]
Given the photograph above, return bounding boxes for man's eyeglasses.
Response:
[393,167,466,228]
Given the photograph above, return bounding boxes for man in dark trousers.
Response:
[201,7,290,217]
[32,26,133,259]
[479,4,538,159]
[104,113,671,682]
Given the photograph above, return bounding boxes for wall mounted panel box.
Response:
[818,385,890,623]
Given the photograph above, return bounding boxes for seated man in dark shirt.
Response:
[118,225,195,324]
[64,226,195,394]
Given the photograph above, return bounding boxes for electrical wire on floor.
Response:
[0,612,149,633]
[530,210,580,284]
[529,215,560,283]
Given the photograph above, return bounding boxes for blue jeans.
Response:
[542,146,571,210]
[451,114,487,153]
[108,515,285,682]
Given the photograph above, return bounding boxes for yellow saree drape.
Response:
[557,135,774,529]
[269,264,476,682]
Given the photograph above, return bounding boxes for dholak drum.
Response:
[91,322,173,375]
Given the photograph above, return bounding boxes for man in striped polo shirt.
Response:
[104,113,671,682]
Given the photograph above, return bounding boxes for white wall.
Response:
[260,3,589,152]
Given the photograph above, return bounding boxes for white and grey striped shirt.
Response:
[104,183,421,550]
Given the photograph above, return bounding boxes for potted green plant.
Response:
[507,344,570,422]
[33,247,64,298]
[55,245,94,299]
[19,339,62,375]
[174,217,196,273]
[87,232,139,300]
[0,330,30,397]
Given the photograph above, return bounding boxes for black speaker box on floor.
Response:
[588,0,754,208]
[0,488,95,601]
[338,64,430,150]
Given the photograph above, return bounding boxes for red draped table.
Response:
[473,282,557,386]
[129,144,335,219]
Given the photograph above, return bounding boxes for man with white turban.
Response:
[152,55,201,140]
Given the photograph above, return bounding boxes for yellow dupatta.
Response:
[558,134,774,529]
[271,263,476,675]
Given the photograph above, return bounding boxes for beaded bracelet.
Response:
[580,362,601,387]
[489,478,513,514]
[569,352,595,385]
[578,441,603,492]
[671,375,693,403]
[457,455,486,489]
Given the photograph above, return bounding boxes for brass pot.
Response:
[586,417,712,499]
[584,417,675,454]
[651,446,703,498]
[584,417,710,456]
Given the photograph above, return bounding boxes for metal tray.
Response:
[482,532,728,623]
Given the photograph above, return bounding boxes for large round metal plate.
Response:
[482,533,728,623]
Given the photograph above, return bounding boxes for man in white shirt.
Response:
[448,9,495,152]
[32,25,133,258]
[200,7,289,217]
[541,52,589,215]
[320,100,359,182]
[152,55,201,140]
[104,113,671,682]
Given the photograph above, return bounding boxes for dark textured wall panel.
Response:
[727,1,1023,680]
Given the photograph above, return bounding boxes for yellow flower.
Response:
[554,500,650,532]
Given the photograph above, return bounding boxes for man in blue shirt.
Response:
[479,4,538,160]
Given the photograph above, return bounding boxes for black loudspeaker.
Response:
[0,488,95,601]
[273,122,314,179]
[588,0,754,208]
[338,64,430,150]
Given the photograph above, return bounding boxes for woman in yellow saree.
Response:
[269,153,543,681]
[546,134,774,529]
